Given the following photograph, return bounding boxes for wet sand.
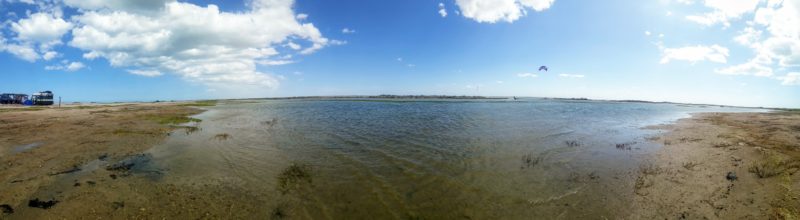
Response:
[1,102,798,219]
[633,111,800,219]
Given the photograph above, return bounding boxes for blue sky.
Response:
[0,0,798,108]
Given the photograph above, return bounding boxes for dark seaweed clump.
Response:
[0,204,13,214]
[28,199,58,209]
[277,163,312,194]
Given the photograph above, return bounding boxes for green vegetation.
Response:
[277,163,312,194]
[179,100,218,107]
[682,161,701,170]
[749,152,800,178]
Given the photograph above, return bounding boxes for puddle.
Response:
[13,142,43,153]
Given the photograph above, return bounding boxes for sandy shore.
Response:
[632,111,800,219]
[0,103,211,219]
[1,103,798,219]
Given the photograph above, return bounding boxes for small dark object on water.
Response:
[212,133,232,141]
[615,142,636,150]
[726,172,737,181]
[565,140,580,147]
[0,204,13,214]
[28,198,58,209]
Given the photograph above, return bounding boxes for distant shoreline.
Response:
[1,95,794,111]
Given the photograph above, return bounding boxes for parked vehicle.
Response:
[31,91,54,105]
[1,93,29,104]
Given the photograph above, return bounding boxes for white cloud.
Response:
[42,50,57,60]
[11,12,72,44]
[559,74,585,78]
[659,44,729,64]
[3,12,72,61]
[62,0,175,14]
[439,3,448,17]
[780,72,800,85]
[3,43,38,62]
[127,69,162,77]
[645,31,651,36]
[496,80,504,84]
[296,13,308,20]
[710,0,800,80]
[60,0,335,94]
[715,58,773,76]
[45,61,85,72]
[342,28,356,34]
[517,72,538,78]
[454,0,555,23]
[684,0,762,27]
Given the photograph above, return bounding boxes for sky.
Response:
[0,0,798,108]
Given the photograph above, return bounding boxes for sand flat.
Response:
[633,111,800,219]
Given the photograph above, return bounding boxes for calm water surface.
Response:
[144,99,761,219]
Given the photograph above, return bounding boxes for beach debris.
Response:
[86,180,96,185]
[98,153,109,161]
[48,166,82,176]
[726,172,737,181]
[110,174,118,179]
[564,140,580,147]
[212,133,232,141]
[682,161,701,170]
[28,198,58,209]
[0,204,13,214]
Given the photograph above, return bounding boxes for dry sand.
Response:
[632,111,800,219]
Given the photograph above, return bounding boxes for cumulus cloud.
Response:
[439,3,448,17]
[63,0,334,93]
[127,69,162,77]
[45,61,85,72]
[684,0,761,27]
[3,12,72,61]
[780,72,800,85]
[11,12,72,44]
[0,0,338,96]
[342,28,355,34]
[517,72,538,78]
[454,0,555,23]
[660,44,729,64]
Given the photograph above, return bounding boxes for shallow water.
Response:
[145,98,762,219]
